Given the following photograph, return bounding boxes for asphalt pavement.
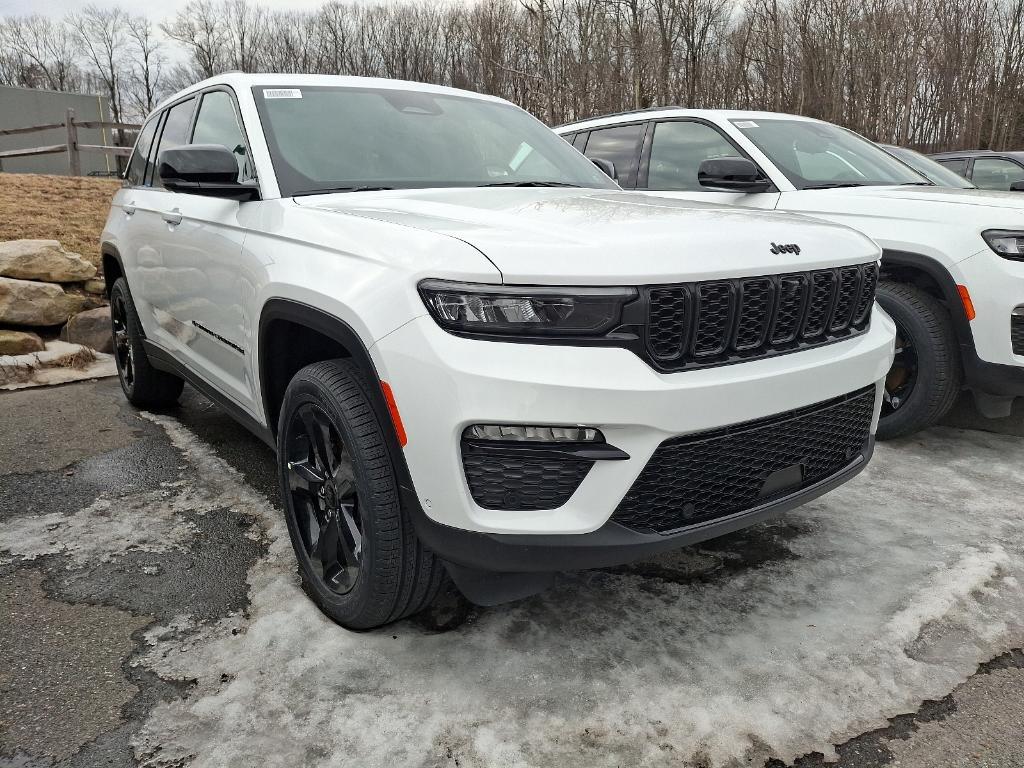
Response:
[1,378,1022,768]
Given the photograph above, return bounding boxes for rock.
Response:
[83,279,106,295]
[0,276,90,326]
[0,240,97,283]
[60,306,113,352]
[0,329,44,355]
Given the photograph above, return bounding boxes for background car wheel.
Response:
[109,277,184,407]
[277,359,448,630]
[875,281,962,440]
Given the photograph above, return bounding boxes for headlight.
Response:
[418,280,637,336]
[982,230,1024,260]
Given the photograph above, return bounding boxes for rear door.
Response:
[636,119,780,209]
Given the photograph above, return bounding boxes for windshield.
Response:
[730,118,928,189]
[881,145,976,189]
[252,85,617,196]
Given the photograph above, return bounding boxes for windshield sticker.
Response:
[734,120,758,128]
[264,88,302,99]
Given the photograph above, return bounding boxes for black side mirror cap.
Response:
[158,144,260,201]
[698,156,772,192]
[591,157,617,181]
[1010,181,1024,192]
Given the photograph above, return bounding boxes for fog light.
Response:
[465,424,602,442]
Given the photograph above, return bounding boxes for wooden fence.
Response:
[0,107,139,176]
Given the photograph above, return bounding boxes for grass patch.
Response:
[0,172,120,271]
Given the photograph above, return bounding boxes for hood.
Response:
[803,184,1024,211]
[295,188,879,283]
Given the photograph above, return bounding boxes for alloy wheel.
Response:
[111,292,134,387]
[285,403,362,595]
[882,316,918,418]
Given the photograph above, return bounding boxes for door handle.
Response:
[123,201,136,216]
[162,208,182,226]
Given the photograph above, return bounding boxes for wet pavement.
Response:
[1,379,1022,767]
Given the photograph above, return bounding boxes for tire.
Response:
[109,277,184,407]
[277,359,448,630]
[875,281,962,440]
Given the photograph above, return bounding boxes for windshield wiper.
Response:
[476,181,581,188]
[292,186,394,197]
[898,182,934,186]
[802,182,867,190]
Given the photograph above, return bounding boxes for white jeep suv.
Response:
[101,75,894,629]
[557,110,1024,437]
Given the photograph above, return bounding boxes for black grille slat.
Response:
[770,274,808,344]
[852,262,878,326]
[735,278,773,350]
[643,262,877,371]
[1012,315,1024,356]
[829,267,861,332]
[802,270,837,338]
[693,283,734,356]
[647,286,690,360]
[611,385,876,534]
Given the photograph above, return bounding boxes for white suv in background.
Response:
[557,110,1024,438]
[101,75,894,629]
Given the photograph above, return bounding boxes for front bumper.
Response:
[371,312,894,540]
[957,249,1024,395]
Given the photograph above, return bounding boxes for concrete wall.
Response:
[0,86,120,177]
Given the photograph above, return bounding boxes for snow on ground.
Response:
[8,409,1024,767]
[123,416,1024,768]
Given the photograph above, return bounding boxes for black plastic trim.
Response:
[143,340,275,448]
[405,437,874,573]
[461,438,630,461]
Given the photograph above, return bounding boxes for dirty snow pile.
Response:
[6,410,1024,768]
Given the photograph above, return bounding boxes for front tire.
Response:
[277,359,447,630]
[109,277,183,407]
[875,281,962,440]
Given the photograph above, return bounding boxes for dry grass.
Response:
[0,172,120,272]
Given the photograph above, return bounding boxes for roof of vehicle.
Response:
[929,149,1024,161]
[156,72,509,112]
[555,108,824,131]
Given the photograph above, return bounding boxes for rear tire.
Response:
[109,277,183,407]
[875,281,962,440]
[277,359,448,630]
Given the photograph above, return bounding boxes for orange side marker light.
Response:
[957,284,976,321]
[380,381,408,447]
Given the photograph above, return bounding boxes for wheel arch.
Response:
[879,249,973,352]
[101,244,124,298]
[257,299,392,444]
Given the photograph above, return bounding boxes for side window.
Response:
[572,132,588,151]
[935,158,969,178]
[150,97,196,189]
[583,124,644,186]
[971,157,1024,191]
[191,90,254,181]
[647,121,748,191]
[124,116,159,187]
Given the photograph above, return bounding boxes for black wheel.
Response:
[875,281,962,440]
[277,359,448,630]
[109,277,183,407]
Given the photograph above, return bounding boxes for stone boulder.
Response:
[83,279,107,295]
[0,276,90,326]
[60,306,113,353]
[0,240,97,283]
[0,329,44,355]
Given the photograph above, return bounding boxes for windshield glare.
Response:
[882,145,976,189]
[731,119,928,189]
[253,86,617,196]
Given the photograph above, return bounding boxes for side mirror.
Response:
[591,157,617,181]
[1010,181,1024,192]
[698,157,771,192]
[158,145,259,201]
